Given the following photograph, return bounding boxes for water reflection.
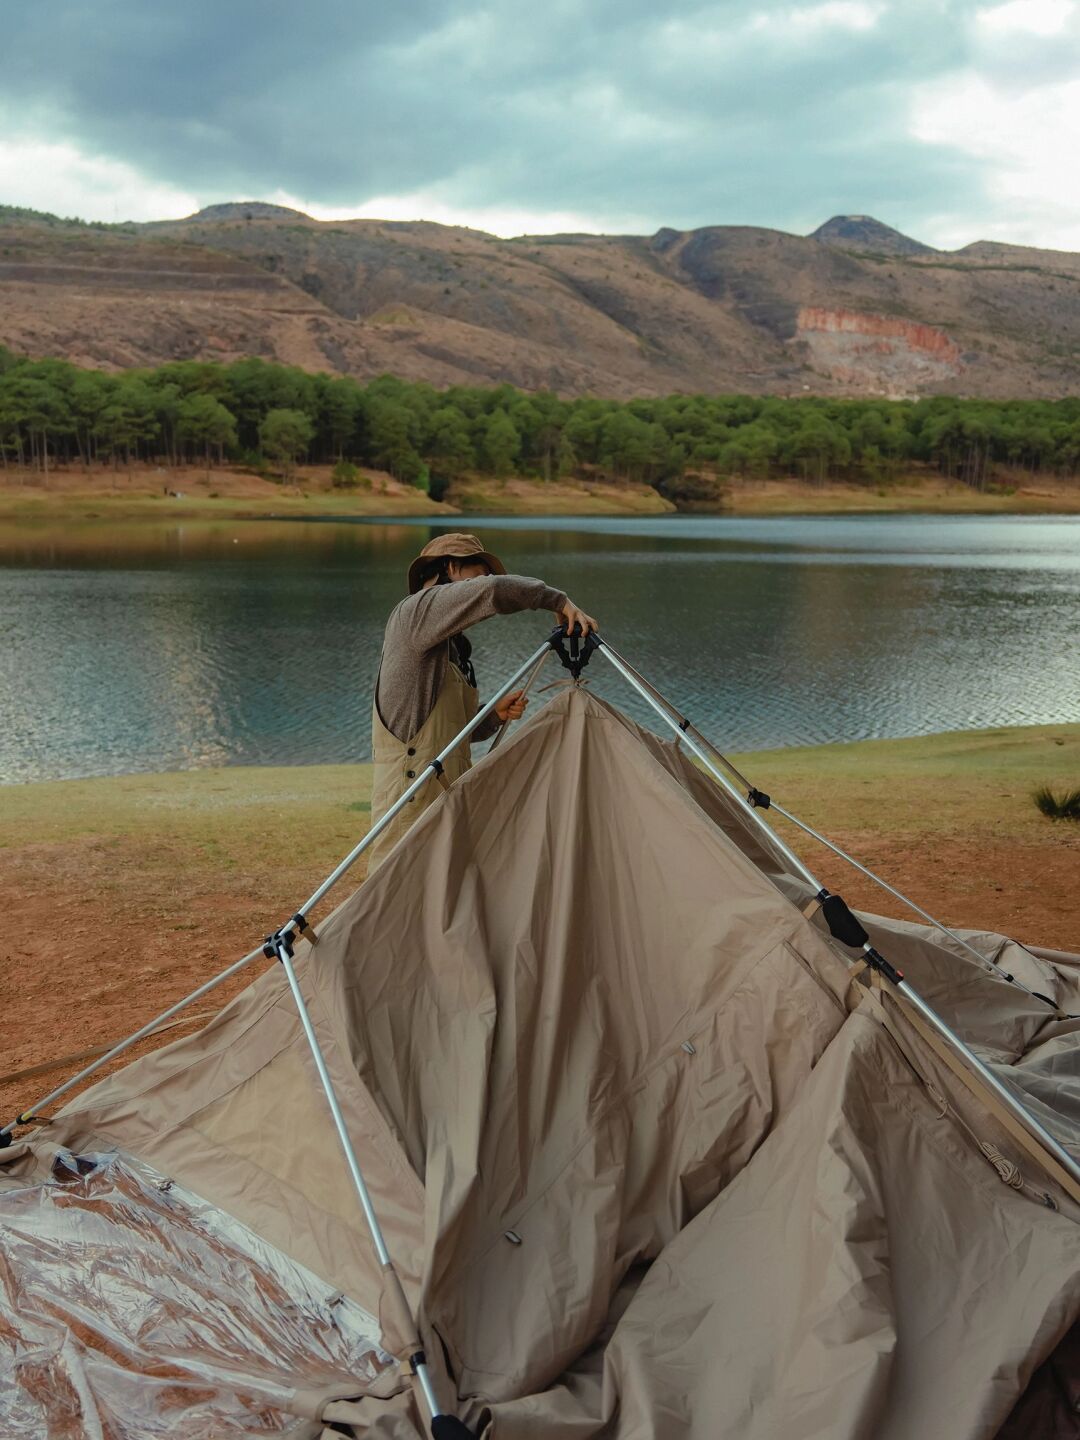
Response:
[1,515,1078,784]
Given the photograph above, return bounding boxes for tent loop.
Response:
[844,959,871,1011]
[537,675,591,695]
[925,1082,949,1119]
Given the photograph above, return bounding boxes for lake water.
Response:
[1,513,1078,784]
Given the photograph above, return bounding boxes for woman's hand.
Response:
[494,689,529,724]
[556,599,599,637]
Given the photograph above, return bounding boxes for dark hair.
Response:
[451,632,476,686]
[415,556,452,587]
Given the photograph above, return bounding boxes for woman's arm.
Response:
[402,574,569,651]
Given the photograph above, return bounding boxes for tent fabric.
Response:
[482,1003,1079,1440]
[3,686,1079,1439]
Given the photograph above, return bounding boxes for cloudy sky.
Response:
[2,0,1079,249]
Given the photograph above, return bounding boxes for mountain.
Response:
[180,201,312,223]
[811,215,935,256]
[0,206,1077,398]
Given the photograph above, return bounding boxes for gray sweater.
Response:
[374,574,568,744]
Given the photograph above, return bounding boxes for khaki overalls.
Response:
[367,650,479,873]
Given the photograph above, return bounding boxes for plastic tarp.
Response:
[0,1149,388,1439]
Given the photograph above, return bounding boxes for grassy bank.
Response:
[5,721,1078,856]
[2,464,1078,521]
[712,473,1080,515]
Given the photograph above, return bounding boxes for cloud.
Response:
[908,0,1080,248]
[0,0,1074,249]
[911,71,1080,249]
[749,2,886,33]
[292,190,652,237]
[976,0,1074,35]
[0,134,197,222]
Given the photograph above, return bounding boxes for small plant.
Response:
[1032,785,1080,821]
[332,459,360,490]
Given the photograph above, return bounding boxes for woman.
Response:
[367,532,597,870]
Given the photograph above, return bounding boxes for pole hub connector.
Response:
[263,913,313,961]
[548,624,600,681]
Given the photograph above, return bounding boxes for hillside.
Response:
[1,205,1078,398]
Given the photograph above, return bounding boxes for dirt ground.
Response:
[2,726,1079,1133]
[0,463,675,521]
[2,462,1078,524]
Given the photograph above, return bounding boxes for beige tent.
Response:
[3,685,1079,1439]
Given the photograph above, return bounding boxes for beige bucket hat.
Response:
[407,532,507,594]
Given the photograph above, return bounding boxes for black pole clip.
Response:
[2,1109,42,1146]
[430,1415,480,1439]
[747,787,771,810]
[865,947,905,987]
[263,912,313,962]
[817,889,905,986]
[548,624,600,681]
[820,891,869,949]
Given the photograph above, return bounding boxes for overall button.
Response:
[406,769,415,778]
[407,746,416,756]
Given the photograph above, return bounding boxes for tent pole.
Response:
[598,638,1056,1000]
[595,641,821,891]
[488,647,550,753]
[1,641,551,1146]
[597,640,1080,1196]
[0,945,266,1139]
[272,940,465,1436]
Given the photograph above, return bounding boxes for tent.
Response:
[3,639,1079,1439]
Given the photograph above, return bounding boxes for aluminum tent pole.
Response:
[596,638,1080,1196]
[271,937,471,1437]
[596,641,822,892]
[487,648,551,753]
[1,639,551,1145]
[0,945,267,1139]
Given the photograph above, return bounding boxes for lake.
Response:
[1,513,1078,785]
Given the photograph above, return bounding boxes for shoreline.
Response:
[5,718,1078,815]
[2,465,1079,522]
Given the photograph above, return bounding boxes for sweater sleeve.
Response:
[402,574,568,652]
[472,710,503,743]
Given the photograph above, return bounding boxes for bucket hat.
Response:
[407,532,507,594]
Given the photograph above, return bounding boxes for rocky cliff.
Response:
[796,308,963,393]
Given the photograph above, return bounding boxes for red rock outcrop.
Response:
[795,307,962,394]
[798,307,961,361]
